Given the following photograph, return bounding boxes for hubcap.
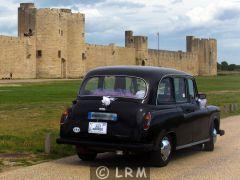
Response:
[161,137,171,161]
[213,128,217,144]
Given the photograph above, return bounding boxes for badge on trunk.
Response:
[73,127,80,133]
[101,96,115,106]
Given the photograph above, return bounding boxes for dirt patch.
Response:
[208,90,240,94]
[0,153,30,159]
[0,84,21,87]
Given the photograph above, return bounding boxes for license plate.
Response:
[88,122,107,134]
[88,112,117,121]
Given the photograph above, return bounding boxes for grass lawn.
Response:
[196,75,240,116]
[0,80,80,171]
[0,75,240,170]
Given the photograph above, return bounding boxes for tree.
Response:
[228,64,237,71]
[221,61,229,71]
[217,62,222,70]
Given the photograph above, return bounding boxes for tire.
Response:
[76,147,97,161]
[149,134,172,167]
[204,122,217,151]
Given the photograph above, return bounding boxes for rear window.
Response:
[79,76,147,99]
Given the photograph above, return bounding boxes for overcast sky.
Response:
[0,0,240,64]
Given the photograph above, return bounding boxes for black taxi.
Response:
[57,66,224,167]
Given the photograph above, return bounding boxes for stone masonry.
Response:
[0,3,217,79]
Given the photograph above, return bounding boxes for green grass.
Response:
[0,80,81,167]
[196,75,240,117]
[0,76,239,169]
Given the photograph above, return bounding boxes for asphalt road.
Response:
[0,115,240,180]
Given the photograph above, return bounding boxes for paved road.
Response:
[1,115,240,180]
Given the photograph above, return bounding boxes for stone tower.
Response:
[125,30,148,66]
[18,2,86,78]
[186,36,217,76]
[18,3,37,37]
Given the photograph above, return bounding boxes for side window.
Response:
[187,79,196,100]
[174,78,188,103]
[157,78,174,104]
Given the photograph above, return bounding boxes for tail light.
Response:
[143,112,152,130]
[60,109,70,125]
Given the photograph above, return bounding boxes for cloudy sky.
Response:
[0,0,240,64]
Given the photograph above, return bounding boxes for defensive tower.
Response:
[186,36,217,76]
[125,31,148,66]
[18,3,37,37]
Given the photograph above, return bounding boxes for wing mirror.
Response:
[197,93,207,108]
[72,100,77,105]
[198,93,206,100]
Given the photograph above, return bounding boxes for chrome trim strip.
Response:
[176,138,210,150]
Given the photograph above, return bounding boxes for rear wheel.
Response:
[76,147,97,161]
[150,134,172,167]
[204,122,217,151]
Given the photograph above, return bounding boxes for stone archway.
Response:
[61,58,66,78]
[141,60,146,66]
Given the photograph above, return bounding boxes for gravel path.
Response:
[0,115,239,180]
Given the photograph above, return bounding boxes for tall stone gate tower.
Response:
[186,36,217,76]
[18,3,86,78]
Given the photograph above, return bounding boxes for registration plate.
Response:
[88,112,117,121]
[88,122,107,134]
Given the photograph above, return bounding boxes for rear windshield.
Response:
[79,76,147,99]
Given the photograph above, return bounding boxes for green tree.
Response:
[217,62,222,70]
[221,61,229,71]
[228,64,237,71]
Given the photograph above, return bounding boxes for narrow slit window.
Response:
[58,50,61,58]
[82,53,86,60]
[36,50,42,58]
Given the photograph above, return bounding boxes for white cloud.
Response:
[0,0,239,63]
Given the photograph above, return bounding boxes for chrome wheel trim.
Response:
[213,128,217,144]
[161,137,171,161]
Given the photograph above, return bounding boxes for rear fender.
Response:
[146,108,181,142]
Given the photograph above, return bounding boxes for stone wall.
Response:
[0,3,217,79]
[148,49,199,76]
[85,44,136,73]
[0,35,36,79]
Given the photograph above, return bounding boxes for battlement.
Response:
[20,3,35,9]
[86,43,133,50]
[148,49,198,60]
[187,36,216,41]
[37,8,84,16]
[125,30,148,49]
[0,35,25,44]
[60,9,71,13]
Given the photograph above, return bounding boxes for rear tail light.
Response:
[60,109,69,125]
[143,112,152,130]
